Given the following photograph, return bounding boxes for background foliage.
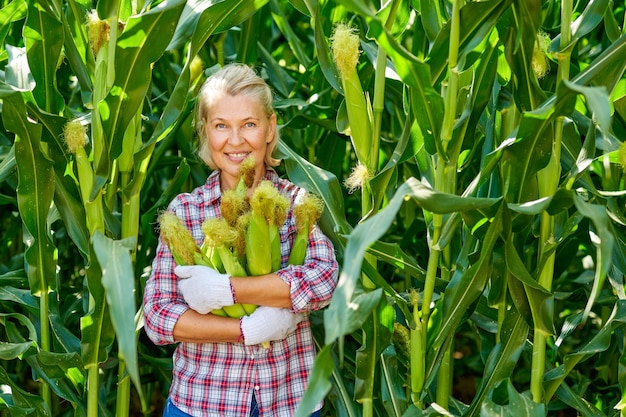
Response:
[1,0,625,416]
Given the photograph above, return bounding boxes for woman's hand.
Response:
[175,265,234,314]
[240,306,304,345]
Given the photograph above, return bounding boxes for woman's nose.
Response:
[229,128,244,145]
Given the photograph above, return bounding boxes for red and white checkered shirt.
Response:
[143,169,339,416]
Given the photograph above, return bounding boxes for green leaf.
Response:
[3,44,35,93]
[270,0,311,68]
[2,94,55,294]
[428,0,514,83]
[24,1,65,113]
[100,0,186,160]
[480,379,544,416]
[0,0,26,50]
[496,0,545,111]
[28,351,85,408]
[278,141,352,241]
[504,238,555,336]
[92,232,141,396]
[0,365,50,417]
[294,345,335,417]
[466,307,529,416]
[549,0,610,53]
[544,300,626,401]
[325,178,501,344]
[427,203,504,382]
[573,194,615,320]
[167,0,267,51]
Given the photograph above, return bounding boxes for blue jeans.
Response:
[164,397,322,417]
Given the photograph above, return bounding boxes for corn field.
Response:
[1,0,626,416]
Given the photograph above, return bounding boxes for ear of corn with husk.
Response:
[157,211,228,317]
[288,192,324,266]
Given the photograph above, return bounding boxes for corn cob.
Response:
[246,180,275,276]
[288,192,324,266]
[157,211,227,317]
[201,218,252,317]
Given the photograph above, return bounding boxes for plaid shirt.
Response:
[143,169,339,416]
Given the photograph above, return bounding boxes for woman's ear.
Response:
[267,113,277,143]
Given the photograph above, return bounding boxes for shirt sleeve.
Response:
[275,223,339,312]
[143,236,189,345]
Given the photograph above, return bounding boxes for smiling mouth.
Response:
[227,152,250,159]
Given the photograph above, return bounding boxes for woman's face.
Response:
[204,93,276,191]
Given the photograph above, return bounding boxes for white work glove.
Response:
[240,306,304,346]
[175,265,234,314]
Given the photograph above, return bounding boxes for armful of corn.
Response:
[158,156,325,346]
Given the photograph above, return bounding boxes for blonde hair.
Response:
[195,63,281,169]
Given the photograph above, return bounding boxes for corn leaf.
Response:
[92,232,142,399]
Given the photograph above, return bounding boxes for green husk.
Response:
[288,192,324,266]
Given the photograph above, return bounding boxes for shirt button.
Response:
[250,354,254,360]
[254,385,260,391]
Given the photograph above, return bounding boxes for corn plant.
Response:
[0,0,269,415]
[1,0,626,416]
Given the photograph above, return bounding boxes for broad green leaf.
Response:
[418,0,442,42]
[61,0,93,95]
[325,177,501,344]
[496,0,545,111]
[466,308,529,416]
[270,0,310,68]
[28,351,84,408]
[544,300,626,400]
[167,0,267,51]
[480,379,544,417]
[100,0,186,160]
[427,0,514,84]
[310,0,343,94]
[80,252,115,367]
[92,232,141,395]
[278,141,352,242]
[2,94,55,294]
[0,0,26,50]
[0,312,38,346]
[549,0,609,53]
[427,203,504,378]
[380,345,408,416]
[561,80,611,134]
[4,45,36,93]
[294,345,334,417]
[504,238,555,336]
[573,194,615,320]
[0,286,38,308]
[362,15,444,157]
[24,1,64,113]
[0,365,50,417]
[354,301,394,404]
[554,382,606,417]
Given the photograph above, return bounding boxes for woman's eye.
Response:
[245,122,256,128]
[215,123,226,129]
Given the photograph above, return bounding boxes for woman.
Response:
[143,63,339,417]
